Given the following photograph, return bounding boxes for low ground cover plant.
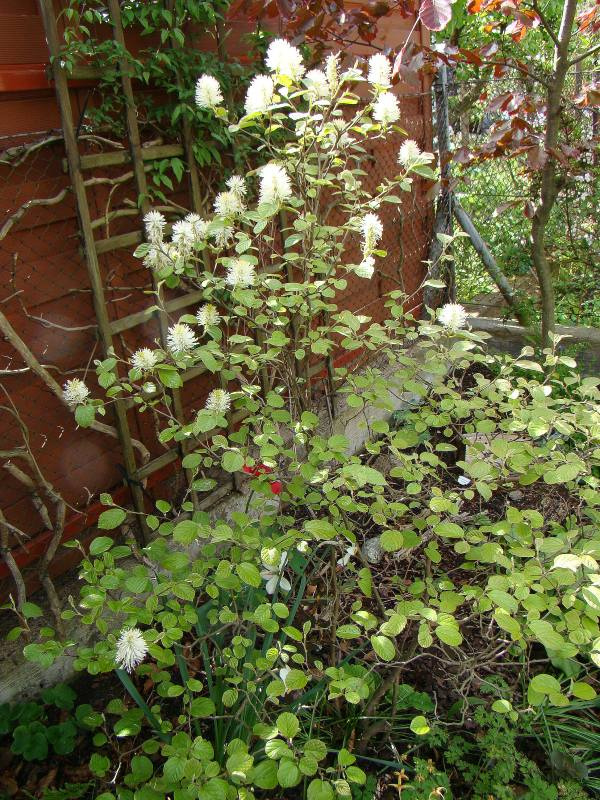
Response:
[9,39,600,800]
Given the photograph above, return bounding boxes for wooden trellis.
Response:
[37,0,217,537]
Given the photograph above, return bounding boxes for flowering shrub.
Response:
[23,37,600,800]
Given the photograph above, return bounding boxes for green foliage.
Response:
[19,24,600,800]
[0,685,99,762]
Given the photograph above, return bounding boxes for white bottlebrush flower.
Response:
[305,68,330,98]
[259,163,292,206]
[131,348,159,371]
[438,303,468,330]
[211,225,235,249]
[244,74,275,114]
[356,256,375,279]
[214,190,246,217]
[373,91,400,126]
[167,322,198,355]
[337,544,357,567]
[325,52,340,92]
[115,628,148,672]
[360,212,384,253]
[185,213,209,242]
[368,53,392,88]
[143,209,166,244]
[265,39,305,81]
[171,219,195,256]
[260,552,291,595]
[226,259,256,289]
[63,378,89,407]
[143,245,162,270]
[205,388,231,414]
[226,175,247,197]
[398,139,422,167]
[196,303,220,327]
[195,74,223,109]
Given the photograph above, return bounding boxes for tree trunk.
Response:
[531,0,578,348]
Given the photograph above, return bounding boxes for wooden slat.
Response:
[109,289,205,334]
[67,144,184,172]
[95,230,142,254]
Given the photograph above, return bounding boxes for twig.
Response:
[0,309,150,462]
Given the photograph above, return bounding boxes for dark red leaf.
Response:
[419,0,456,31]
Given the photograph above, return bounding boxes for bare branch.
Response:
[0,188,70,242]
[0,309,150,463]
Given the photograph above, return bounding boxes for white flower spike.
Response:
[226,175,247,197]
[214,190,246,217]
[305,69,330,98]
[259,163,292,206]
[373,91,400,126]
[438,303,468,330]
[325,52,340,92]
[143,209,166,244]
[265,39,305,81]
[367,53,392,88]
[167,322,198,355]
[360,213,383,254]
[131,348,159,371]
[195,74,223,109]
[196,304,221,328]
[398,139,422,167]
[63,378,89,407]
[184,213,209,242]
[244,74,275,115]
[226,259,256,289]
[115,628,149,672]
[205,389,231,414]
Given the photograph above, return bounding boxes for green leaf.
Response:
[277,758,301,788]
[435,625,463,647]
[222,451,245,473]
[341,464,386,487]
[75,404,95,428]
[90,753,110,777]
[173,520,199,545]
[571,681,596,700]
[307,779,334,800]
[251,759,278,790]
[97,509,126,531]
[380,530,404,551]
[544,463,581,484]
[492,699,512,714]
[158,368,183,389]
[190,697,216,718]
[236,562,261,588]
[89,535,114,554]
[336,625,361,639]
[530,673,562,695]
[410,715,430,735]
[370,635,395,662]
[277,712,300,739]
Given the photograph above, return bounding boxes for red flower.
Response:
[269,480,283,495]
[242,462,273,477]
